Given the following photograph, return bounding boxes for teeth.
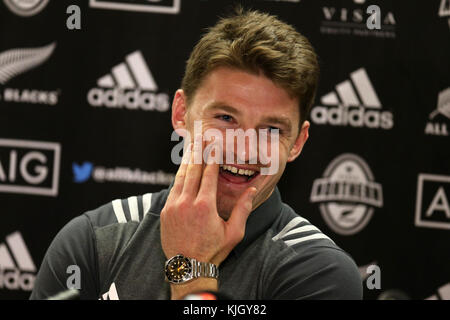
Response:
[220,165,255,176]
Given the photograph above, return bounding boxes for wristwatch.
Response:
[164,254,219,284]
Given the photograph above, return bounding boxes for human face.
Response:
[172,67,309,219]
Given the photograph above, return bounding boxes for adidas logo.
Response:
[87,50,170,112]
[310,68,394,130]
[0,231,36,291]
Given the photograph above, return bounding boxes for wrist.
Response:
[170,278,218,300]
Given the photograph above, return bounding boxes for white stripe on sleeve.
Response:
[284,233,333,247]
[272,216,308,241]
[112,199,127,223]
[127,196,139,222]
[142,193,153,217]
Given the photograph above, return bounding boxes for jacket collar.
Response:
[232,187,282,257]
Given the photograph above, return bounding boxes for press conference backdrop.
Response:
[0,0,449,300]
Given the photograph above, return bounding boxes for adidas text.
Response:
[0,268,35,291]
[311,105,394,130]
[87,88,169,112]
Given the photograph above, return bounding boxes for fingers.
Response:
[198,140,221,202]
[226,187,257,244]
[182,134,204,197]
[168,140,192,202]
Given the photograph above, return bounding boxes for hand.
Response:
[160,134,257,267]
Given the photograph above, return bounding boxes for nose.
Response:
[236,135,259,164]
[225,128,259,165]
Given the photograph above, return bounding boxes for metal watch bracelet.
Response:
[191,259,219,279]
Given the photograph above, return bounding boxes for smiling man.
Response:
[30,8,362,300]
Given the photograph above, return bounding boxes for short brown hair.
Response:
[181,7,319,127]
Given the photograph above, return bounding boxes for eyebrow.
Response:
[205,101,293,131]
[261,116,292,131]
[204,102,241,115]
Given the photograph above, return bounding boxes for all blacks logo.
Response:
[310,153,383,235]
[3,0,49,16]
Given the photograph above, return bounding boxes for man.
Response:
[30,8,362,300]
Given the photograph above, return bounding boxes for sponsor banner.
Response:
[0,43,60,106]
[425,87,450,136]
[439,0,450,29]
[310,68,393,130]
[0,139,61,197]
[415,173,450,230]
[320,0,396,38]
[310,153,383,235]
[73,162,174,186]
[3,0,49,17]
[87,50,170,112]
[0,232,36,292]
[89,0,181,14]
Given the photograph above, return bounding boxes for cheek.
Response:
[259,137,291,165]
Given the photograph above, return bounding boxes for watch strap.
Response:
[191,259,219,279]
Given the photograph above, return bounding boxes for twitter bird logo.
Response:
[73,162,93,183]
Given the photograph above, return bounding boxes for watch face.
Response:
[165,255,192,283]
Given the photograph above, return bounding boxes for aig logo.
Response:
[310,153,383,235]
[415,174,450,230]
[0,139,61,197]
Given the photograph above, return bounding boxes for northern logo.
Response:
[425,87,450,136]
[415,173,450,230]
[3,0,49,17]
[310,153,383,235]
[0,232,36,291]
[87,50,170,112]
[310,68,393,130]
[89,0,180,14]
[0,138,61,197]
[0,43,60,105]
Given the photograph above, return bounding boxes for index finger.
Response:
[167,141,192,201]
[198,141,221,201]
[181,133,205,197]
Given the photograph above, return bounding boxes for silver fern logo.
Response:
[3,0,49,17]
[0,43,56,85]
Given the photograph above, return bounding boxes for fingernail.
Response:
[250,187,257,199]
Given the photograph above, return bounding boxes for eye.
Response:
[265,126,281,134]
[216,114,233,122]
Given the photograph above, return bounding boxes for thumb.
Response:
[226,187,257,244]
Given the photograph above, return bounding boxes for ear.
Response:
[171,89,187,136]
[287,121,310,163]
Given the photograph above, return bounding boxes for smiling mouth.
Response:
[219,165,259,183]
